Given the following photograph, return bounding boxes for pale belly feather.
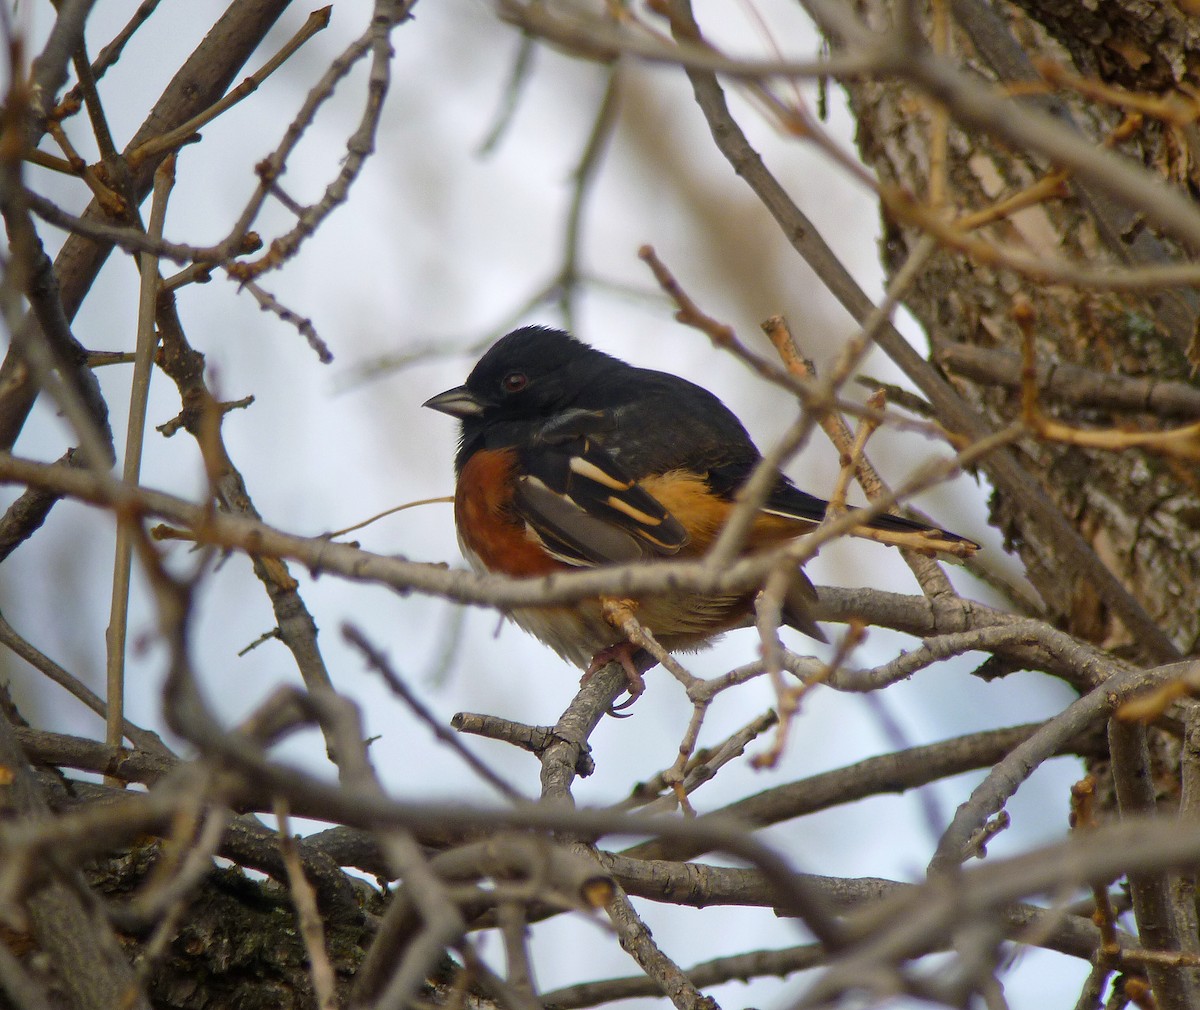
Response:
[460,534,741,669]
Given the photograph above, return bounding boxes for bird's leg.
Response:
[585,598,659,707]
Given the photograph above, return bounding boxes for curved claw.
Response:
[611,687,643,713]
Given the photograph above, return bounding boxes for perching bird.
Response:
[425,326,976,696]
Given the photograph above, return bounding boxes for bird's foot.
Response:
[582,642,649,714]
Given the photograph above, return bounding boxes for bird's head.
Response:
[423,326,619,468]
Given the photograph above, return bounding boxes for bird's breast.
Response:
[455,448,565,577]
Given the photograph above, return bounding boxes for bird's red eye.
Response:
[501,372,528,393]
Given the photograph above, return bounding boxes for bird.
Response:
[424,325,977,699]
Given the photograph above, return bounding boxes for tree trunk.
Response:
[841,0,1200,656]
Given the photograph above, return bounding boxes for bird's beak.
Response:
[423,385,485,418]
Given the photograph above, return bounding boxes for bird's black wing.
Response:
[508,369,761,568]
[512,408,689,567]
[578,369,765,479]
[583,369,979,554]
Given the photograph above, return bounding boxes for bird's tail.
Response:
[850,509,980,561]
[764,483,979,562]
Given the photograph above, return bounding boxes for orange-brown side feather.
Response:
[455,448,565,577]
[636,471,729,553]
[639,470,817,555]
[637,470,825,643]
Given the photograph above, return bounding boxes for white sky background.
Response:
[1,1,1092,1006]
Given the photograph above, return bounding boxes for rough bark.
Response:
[843,0,1200,656]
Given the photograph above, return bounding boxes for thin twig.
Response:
[276,799,339,1010]
[105,152,174,770]
[127,7,333,166]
